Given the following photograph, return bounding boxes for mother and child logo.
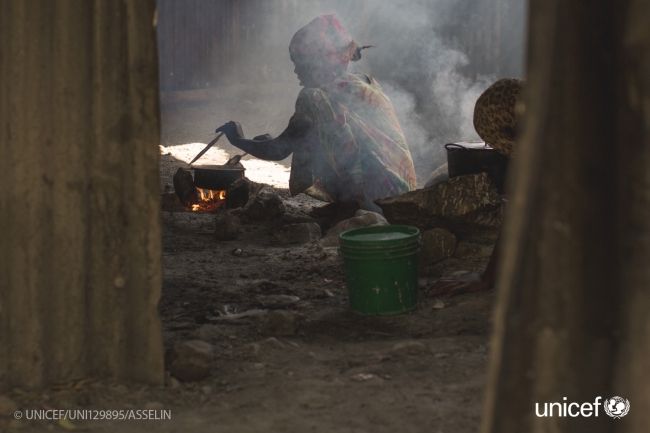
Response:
[604,397,631,419]
[535,396,630,419]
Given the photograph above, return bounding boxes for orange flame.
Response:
[190,188,226,212]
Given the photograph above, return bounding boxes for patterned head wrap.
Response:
[289,15,359,68]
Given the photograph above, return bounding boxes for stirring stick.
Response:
[189,132,224,165]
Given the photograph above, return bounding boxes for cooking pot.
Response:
[191,165,245,190]
[445,142,509,194]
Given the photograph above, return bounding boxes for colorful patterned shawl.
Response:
[287,72,417,209]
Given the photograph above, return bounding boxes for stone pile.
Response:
[242,189,286,220]
[375,173,502,241]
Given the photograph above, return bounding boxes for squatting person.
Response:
[215,15,417,222]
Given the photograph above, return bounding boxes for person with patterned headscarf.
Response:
[216,15,416,221]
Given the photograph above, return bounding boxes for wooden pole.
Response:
[482,0,650,431]
[0,0,164,389]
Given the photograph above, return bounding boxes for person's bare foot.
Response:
[426,273,493,298]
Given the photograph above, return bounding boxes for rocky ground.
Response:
[1,96,497,433]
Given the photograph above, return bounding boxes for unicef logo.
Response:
[603,396,630,419]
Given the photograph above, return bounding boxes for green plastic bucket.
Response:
[339,225,420,315]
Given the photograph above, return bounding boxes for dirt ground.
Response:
[3,96,496,433]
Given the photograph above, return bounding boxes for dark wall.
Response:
[157,0,526,91]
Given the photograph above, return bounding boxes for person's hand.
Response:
[215,121,245,142]
[253,133,273,141]
[426,273,492,298]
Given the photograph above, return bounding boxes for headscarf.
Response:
[289,15,363,69]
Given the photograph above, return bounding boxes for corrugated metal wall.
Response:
[158,0,242,90]
[442,0,526,79]
[1,0,163,390]
[157,0,525,91]
[157,0,369,90]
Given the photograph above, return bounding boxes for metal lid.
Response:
[339,225,420,247]
[191,164,245,171]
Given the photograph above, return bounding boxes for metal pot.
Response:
[445,142,509,194]
[191,165,245,190]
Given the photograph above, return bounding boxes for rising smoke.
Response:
[160,0,526,183]
[365,0,525,170]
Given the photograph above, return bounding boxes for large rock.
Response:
[320,210,389,247]
[225,178,251,209]
[243,189,286,220]
[375,173,502,238]
[420,228,457,265]
[248,181,271,198]
[281,210,315,224]
[165,340,213,382]
[173,167,198,206]
[214,213,241,240]
[273,222,322,244]
[424,162,449,188]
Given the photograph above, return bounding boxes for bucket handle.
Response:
[445,142,493,151]
[445,143,467,151]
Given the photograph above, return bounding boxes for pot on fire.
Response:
[445,142,508,194]
[191,165,245,191]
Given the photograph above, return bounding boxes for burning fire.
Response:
[191,188,226,212]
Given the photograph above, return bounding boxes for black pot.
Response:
[192,165,245,190]
[445,142,509,194]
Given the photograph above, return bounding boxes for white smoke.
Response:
[160,0,526,183]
